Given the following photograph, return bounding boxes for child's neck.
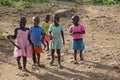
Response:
[20,27,26,30]
[46,20,49,23]
[34,25,39,27]
[54,23,59,26]
[74,23,79,26]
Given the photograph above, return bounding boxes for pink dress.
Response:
[14,29,32,58]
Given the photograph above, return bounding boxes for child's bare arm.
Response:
[49,31,53,40]
[61,30,65,45]
[7,28,18,39]
[70,31,85,35]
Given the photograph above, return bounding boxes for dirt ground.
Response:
[0,2,120,80]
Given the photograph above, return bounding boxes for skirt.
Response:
[44,34,50,42]
[71,38,85,50]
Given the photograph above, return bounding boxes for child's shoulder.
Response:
[29,25,34,28]
[14,27,21,31]
[71,24,74,27]
[79,24,85,28]
[26,28,29,30]
[58,23,62,26]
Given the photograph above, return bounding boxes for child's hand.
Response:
[63,40,65,45]
[73,31,82,34]
[7,35,12,39]
[50,35,54,40]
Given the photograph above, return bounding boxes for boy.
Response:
[29,16,44,67]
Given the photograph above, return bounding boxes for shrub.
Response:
[0,0,14,6]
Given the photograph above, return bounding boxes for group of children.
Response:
[7,14,85,71]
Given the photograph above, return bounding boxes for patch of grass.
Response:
[0,0,14,6]
[15,1,32,10]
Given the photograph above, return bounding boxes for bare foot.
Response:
[58,65,63,69]
[74,61,78,64]
[80,56,83,61]
[22,68,29,72]
[50,61,54,66]
[18,65,22,70]
[37,64,45,68]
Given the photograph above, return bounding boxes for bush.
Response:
[0,0,14,6]
[15,1,32,10]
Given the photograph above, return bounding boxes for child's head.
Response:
[72,15,79,26]
[32,16,40,26]
[45,15,50,22]
[18,17,27,28]
[53,14,60,25]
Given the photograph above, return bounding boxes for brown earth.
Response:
[0,2,120,80]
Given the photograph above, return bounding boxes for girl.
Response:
[41,15,51,51]
[49,14,65,68]
[69,15,85,64]
[7,17,32,71]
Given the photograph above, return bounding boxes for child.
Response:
[41,15,51,51]
[69,15,85,64]
[7,17,32,71]
[49,14,65,68]
[29,16,45,67]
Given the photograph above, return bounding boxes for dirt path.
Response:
[0,2,120,80]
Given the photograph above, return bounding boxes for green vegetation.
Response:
[0,0,14,6]
[15,1,32,10]
[0,0,120,9]
[57,0,120,4]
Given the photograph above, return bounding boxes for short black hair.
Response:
[20,17,27,23]
[72,15,79,21]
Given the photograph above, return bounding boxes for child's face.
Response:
[72,16,79,25]
[46,15,50,22]
[19,19,26,28]
[33,17,40,26]
[53,16,60,25]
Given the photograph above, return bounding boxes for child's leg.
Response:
[74,50,78,64]
[37,53,45,67]
[50,49,55,65]
[57,49,61,66]
[46,41,49,51]
[80,50,83,60]
[23,56,27,69]
[17,56,22,70]
[32,53,36,65]
[37,54,40,64]
[42,40,46,50]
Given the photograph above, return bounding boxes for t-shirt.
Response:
[29,26,44,46]
[69,24,85,39]
[41,22,50,34]
[49,24,63,40]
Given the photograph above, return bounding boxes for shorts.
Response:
[50,39,62,49]
[71,38,85,50]
[30,45,42,54]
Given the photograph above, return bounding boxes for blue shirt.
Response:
[29,26,44,46]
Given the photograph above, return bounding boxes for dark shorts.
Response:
[71,38,85,50]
